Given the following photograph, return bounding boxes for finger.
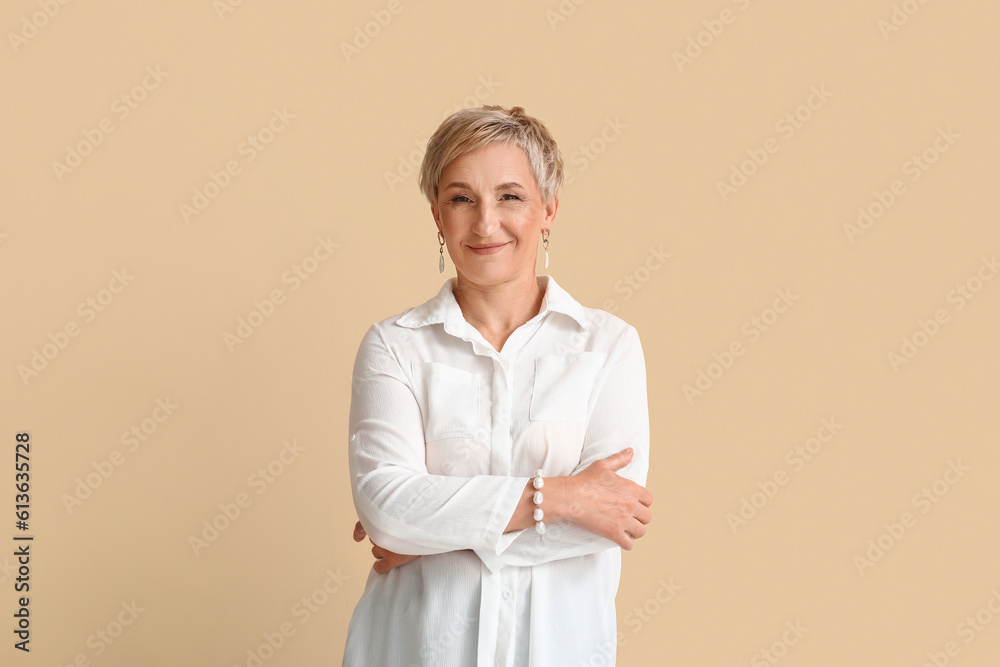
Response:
[353,521,366,542]
[374,553,419,574]
[371,545,386,560]
[626,518,648,540]
[634,503,653,525]
[619,530,635,551]
[638,487,653,507]
[603,447,635,471]
[608,520,633,550]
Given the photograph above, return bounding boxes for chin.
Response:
[457,263,520,284]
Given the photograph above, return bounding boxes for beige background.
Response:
[3,0,998,665]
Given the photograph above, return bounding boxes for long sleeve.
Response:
[348,324,528,557]
[475,325,650,570]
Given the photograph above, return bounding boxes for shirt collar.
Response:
[395,275,589,332]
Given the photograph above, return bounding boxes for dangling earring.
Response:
[541,228,550,269]
[437,231,446,273]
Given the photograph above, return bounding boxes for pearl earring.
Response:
[541,228,550,269]
[437,231,445,273]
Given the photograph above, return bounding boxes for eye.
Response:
[500,193,521,201]
[449,194,472,203]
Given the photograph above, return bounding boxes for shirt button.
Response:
[502,591,512,600]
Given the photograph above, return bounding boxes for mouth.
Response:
[467,242,509,255]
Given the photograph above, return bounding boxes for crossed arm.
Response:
[356,447,652,573]
[348,323,652,574]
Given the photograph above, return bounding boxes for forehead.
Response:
[441,143,534,185]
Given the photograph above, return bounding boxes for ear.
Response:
[542,195,559,230]
[431,203,441,231]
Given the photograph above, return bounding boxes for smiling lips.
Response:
[467,242,509,255]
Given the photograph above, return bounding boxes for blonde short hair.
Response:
[418,105,564,205]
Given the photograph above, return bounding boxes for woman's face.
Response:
[432,142,557,288]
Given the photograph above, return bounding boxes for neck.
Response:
[452,272,546,343]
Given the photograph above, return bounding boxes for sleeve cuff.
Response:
[476,476,531,574]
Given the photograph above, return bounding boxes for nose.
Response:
[471,202,501,238]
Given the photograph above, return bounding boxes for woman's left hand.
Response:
[353,520,421,574]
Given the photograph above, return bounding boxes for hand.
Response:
[353,520,420,574]
[564,448,653,551]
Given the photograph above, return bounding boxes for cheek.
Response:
[437,211,464,237]
[515,222,541,247]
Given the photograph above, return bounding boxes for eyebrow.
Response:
[443,181,527,191]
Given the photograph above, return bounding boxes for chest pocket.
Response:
[410,361,480,441]
[529,352,607,422]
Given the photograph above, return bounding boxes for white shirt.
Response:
[343,275,650,667]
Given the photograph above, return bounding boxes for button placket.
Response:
[489,354,515,476]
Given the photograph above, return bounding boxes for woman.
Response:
[343,105,652,666]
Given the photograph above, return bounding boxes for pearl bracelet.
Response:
[532,469,545,540]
